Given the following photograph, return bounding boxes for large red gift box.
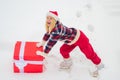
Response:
[13,41,44,73]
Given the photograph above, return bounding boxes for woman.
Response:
[36,11,104,77]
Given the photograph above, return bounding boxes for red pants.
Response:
[60,31,101,65]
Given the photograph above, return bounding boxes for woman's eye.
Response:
[50,17,53,20]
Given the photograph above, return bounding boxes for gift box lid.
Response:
[13,41,44,61]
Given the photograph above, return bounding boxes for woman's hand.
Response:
[36,51,48,58]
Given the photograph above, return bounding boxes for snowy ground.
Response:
[0,0,120,80]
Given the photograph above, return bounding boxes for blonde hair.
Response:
[45,17,57,33]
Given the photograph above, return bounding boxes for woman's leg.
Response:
[60,44,76,58]
[59,44,76,69]
[76,31,101,65]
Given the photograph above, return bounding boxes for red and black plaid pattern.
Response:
[43,22,77,53]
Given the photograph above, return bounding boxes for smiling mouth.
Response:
[47,22,51,25]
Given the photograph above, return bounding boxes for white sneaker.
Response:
[96,62,104,70]
[90,62,104,77]
[91,70,99,77]
[59,58,72,69]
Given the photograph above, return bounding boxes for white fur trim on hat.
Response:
[46,12,60,21]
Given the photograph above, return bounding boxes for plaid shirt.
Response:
[43,22,77,53]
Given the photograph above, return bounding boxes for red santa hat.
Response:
[46,11,60,21]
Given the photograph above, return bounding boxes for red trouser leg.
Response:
[60,44,76,58]
[60,30,101,65]
[76,31,101,65]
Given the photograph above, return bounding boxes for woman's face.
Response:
[46,16,56,27]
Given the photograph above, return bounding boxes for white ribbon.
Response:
[14,42,43,73]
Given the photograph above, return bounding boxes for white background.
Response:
[0,0,120,80]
